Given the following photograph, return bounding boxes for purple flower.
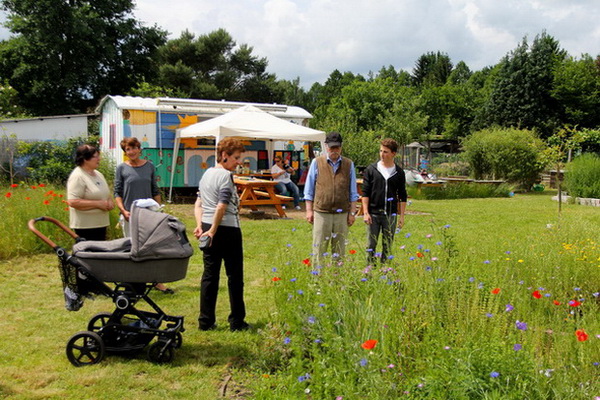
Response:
[286,243,292,248]
[574,287,581,291]
[307,316,316,324]
[387,255,394,260]
[405,233,412,238]
[436,241,442,246]
[514,343,522,351]
[505,304,514,312]
[593,292,600,297]
[318,303,325,307]
[469,277,475,282]
[443,224,451,228]
[484,260,491,264]
[417,244,424,249]
[336,208,343,213]
[332,253,339,258]
[297,290,304,295]
[361,278,368,282]
[490,371,500,378]
[283,337,291,344]
[314,338,322,343]
[359,358,368,367]
[486,313,494,318]
[290,278,297,282]
[431,257,438,261]
[272,267,277,272]
[516,320,528,331]
[409,257,415,261]
[292,228,297,232]
[297,373,311,382]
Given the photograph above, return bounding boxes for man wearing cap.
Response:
[304,132,360,261]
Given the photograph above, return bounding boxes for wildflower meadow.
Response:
[1,182,599,399]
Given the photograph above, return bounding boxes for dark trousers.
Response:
[275,181,301,207]
[367,213,396,263]
[74,227,107,241]
[199,223,246,329]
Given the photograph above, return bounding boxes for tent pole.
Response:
[168,131,180,203]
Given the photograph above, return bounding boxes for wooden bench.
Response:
[253,190,294,203]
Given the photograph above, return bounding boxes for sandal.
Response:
[154,283,174,294]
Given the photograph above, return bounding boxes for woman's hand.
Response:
[193,226,203,239]
[122,209,131,221]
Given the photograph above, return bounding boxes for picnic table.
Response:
[233,176,292,218]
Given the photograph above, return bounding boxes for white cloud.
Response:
[2,1,600,87]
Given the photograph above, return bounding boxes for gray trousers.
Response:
[313,211,349,263]
[366,213,397,263]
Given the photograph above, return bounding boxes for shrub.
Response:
[408,182,512,200]
[16,135,102,184]
[564,153,600,198]
[462,127,547,189]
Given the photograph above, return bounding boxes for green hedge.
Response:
[408,182,513,200]
[564,153,600,199]
[462,127,546,190]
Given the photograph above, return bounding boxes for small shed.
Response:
[0,114,93,142]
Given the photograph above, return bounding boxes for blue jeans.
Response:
[275,181,301,207]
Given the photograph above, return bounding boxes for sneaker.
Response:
[230,321,251,332]
[199,323,217,331]
[295,205,302,210]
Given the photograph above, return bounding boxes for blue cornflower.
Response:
[387,197,394,201]
[307,316,316,324]
[505,304,514,312]
[574,287,581,291]
[484,260,490,264]
[298,373,311,382]
[417,244,423,249]
[409,257,415,261]
[284,337,291,344]
[290,278,297,282]
[314,338,322,343]
[387,255,394,260]
[405,233,411,238]
[516,320,528,331]
[359,358,368,367]
[469,277,475,282]
[443,224,451,228]
[361,278,368,282]
[490,371,500,378]
[332,253,339,258]
[436,241,442,246]
[318,303,325,307]
[395,228,401,234]
[513,344,522,351]
[297,290,304,295]
[286,243,292,248]
[486,313,493,318]
[272,267,277,272]
[310,270,319,275]
[336,208,343,213]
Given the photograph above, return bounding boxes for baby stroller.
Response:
[28,204,193,367]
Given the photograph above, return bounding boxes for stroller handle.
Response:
[28,216,79,249]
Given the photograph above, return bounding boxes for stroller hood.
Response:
[129,205,193,261]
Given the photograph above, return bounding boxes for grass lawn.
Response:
[1,190,599,399]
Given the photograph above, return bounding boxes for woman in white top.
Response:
[271,156,301,210]
[66,144,114,241]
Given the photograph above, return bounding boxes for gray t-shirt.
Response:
[198,167,240,228]
[114,161,160,211]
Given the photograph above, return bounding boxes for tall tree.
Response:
[0,0,167,115]
[154,29,283,103]
[482,32,567,138]
[552,54,600,128]
[412,52,453,87]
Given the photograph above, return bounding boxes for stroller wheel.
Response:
[147,341,174,364]
[87,312,114,332]
[173,332,183,349]
[66,331,105,367]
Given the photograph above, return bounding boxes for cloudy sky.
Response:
[2,0,600,87]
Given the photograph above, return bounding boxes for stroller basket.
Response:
[28,205,193,366]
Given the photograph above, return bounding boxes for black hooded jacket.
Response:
[361,162,408,215]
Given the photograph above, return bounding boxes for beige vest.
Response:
[314,155,351,213]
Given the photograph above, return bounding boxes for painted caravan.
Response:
[96,96,316,190]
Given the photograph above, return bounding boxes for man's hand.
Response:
[348,213,356,226]
[397,215,405,229]
[363,213,372,225]
[306,209,314,224]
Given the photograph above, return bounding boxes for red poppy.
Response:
[569,300,581,307]
[361,339,378,350]
[532,290,542,299]
[4,192,11,198]
[31,186,37,189]
[26,197,31,200]
[416,252,424,258]
[553,300,561,306]
[58,194,64,198]
[38,183,46,187]
[43,200,50,205]
[272,277,281,282]
[302,258,311,266]
[575,329,588,341]
[491,288,501,295]
[64,207,69,211]
[10,183,18,188]
[349,249,357,255]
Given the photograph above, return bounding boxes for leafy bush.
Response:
[17,135,107,184]
[408,182,512,200]
[564,153,600,198]
[431,161,471,177]
[462,127,547,189]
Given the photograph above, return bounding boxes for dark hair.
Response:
[380,138,398,154]
[216,138,245,162]
[75,144,99,166]
[120,137,141,151]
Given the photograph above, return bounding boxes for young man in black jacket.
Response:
[361,138,407,264]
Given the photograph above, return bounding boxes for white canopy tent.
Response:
[169,105,325,200]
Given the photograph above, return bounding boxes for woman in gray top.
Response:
[194,137,249,332]
[114,137,171,293]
